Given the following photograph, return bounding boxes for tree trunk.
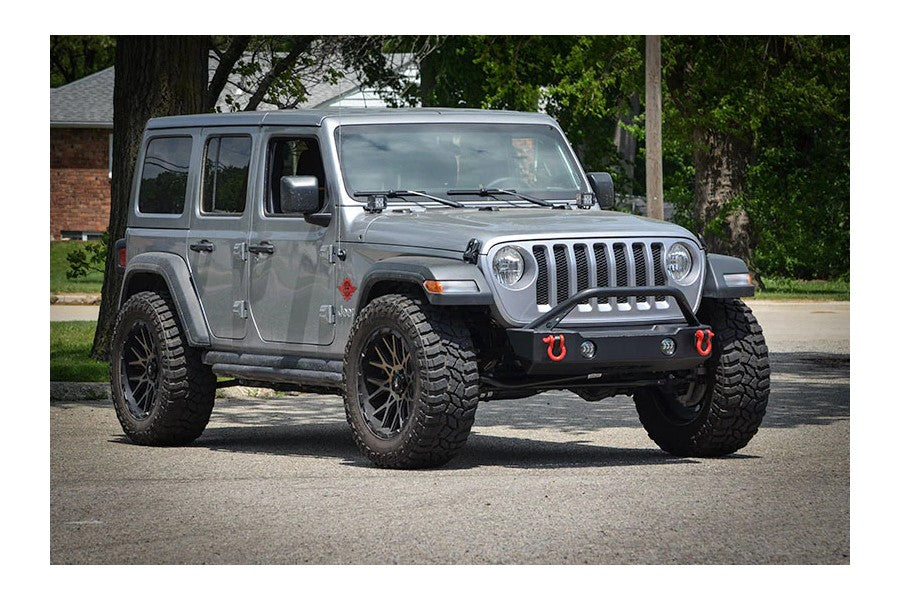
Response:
[692,127,753,266]
[613,92,640,194]
[91,36,208,360]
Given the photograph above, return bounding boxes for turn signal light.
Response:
[423,280,444,293]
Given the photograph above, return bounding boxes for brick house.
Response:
[50,68,113,240]
[49,58,417,240]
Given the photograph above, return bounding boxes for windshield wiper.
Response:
[447,187,553,208]
[353,189,464,208]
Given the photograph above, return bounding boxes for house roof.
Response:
[50,67,114,128]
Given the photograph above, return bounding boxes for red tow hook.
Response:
[542,334,567,362]
[695,329,715,357]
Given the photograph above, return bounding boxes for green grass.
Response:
[50,321,109,382]
[755,277,849,301]
[50,241,104,294]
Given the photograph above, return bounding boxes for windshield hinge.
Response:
[463,238,481,264]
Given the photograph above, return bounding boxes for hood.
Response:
[353,208,699,254]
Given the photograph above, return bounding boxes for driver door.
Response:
[247,133,336,347]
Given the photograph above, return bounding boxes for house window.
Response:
[201,136,251,215]
[138,137,192,215]
[61,230,104,241]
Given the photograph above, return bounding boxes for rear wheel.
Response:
[634,298,770,456]
[343,294,479,469]
[110,291,216,445]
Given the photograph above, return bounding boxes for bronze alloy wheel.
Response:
[119,320,160,420]
[356,328,417,439]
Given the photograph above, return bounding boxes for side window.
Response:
[138,137,192,214]
[266,138,327,215]
[202,136,252,215]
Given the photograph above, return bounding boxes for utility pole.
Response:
[645,35,664,221]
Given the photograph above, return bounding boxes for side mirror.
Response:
[587,172,615,209]
[280,175,320,214]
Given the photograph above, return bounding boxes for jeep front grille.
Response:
[533,240,668,308]
[483,237,705,327]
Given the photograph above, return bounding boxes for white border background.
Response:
[7,0,890,595]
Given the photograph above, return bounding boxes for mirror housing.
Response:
[586,172,615,209]
[280,175,320,214]
[280,175,330,226]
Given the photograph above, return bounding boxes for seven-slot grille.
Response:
[532,240,669,310]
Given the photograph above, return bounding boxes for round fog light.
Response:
[660,338,676,356]
[580,341,596,359]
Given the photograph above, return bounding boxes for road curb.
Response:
[50,382,110,402]
[51,293,102,305]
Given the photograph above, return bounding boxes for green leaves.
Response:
[65,232,108,281]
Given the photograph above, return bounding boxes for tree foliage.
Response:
[50,35,115,87]
[660,36,849,279]
[65,232,108,280]
[207,35,440,112]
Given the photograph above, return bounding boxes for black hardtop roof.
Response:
[146,107,557,130]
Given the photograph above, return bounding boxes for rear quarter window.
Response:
[138,137,193,214]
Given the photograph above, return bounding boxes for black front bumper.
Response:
[505,286,713,376]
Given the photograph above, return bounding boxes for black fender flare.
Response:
[120,252,212,347]
[359,256,494,306]
[702,253,756,299]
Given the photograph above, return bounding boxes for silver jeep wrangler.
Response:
[110,108,769,468]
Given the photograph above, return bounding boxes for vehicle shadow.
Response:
[182,420,710,470]
[104,350,846,470]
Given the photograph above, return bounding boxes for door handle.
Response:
[248,241,275,255]
[190,240,215,252]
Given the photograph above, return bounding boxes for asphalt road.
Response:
[50,300,849,564]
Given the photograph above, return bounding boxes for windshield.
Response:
[336,123,588,202]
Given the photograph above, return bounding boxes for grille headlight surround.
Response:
[665,242,694,284]
[492,246,525,288]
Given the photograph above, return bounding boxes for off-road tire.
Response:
[110,291,216,445]
[343,294,479,469]
[634,298,770,456]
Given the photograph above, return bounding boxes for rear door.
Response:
[186,128,256,340]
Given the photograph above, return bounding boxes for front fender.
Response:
[359,256,494,306]
[702,253,756,299]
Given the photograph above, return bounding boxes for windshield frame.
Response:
[333,121,590,205]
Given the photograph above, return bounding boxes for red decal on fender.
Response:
[542,334,567,362]
[695,329,715,357]
[338,278,357,301]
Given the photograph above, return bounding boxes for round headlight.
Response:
[665,243,693,283]
[492,246,525,287]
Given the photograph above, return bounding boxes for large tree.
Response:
[91,36,208,360]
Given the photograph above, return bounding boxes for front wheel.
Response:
[343,294,479,469]
[634,298,770,456]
